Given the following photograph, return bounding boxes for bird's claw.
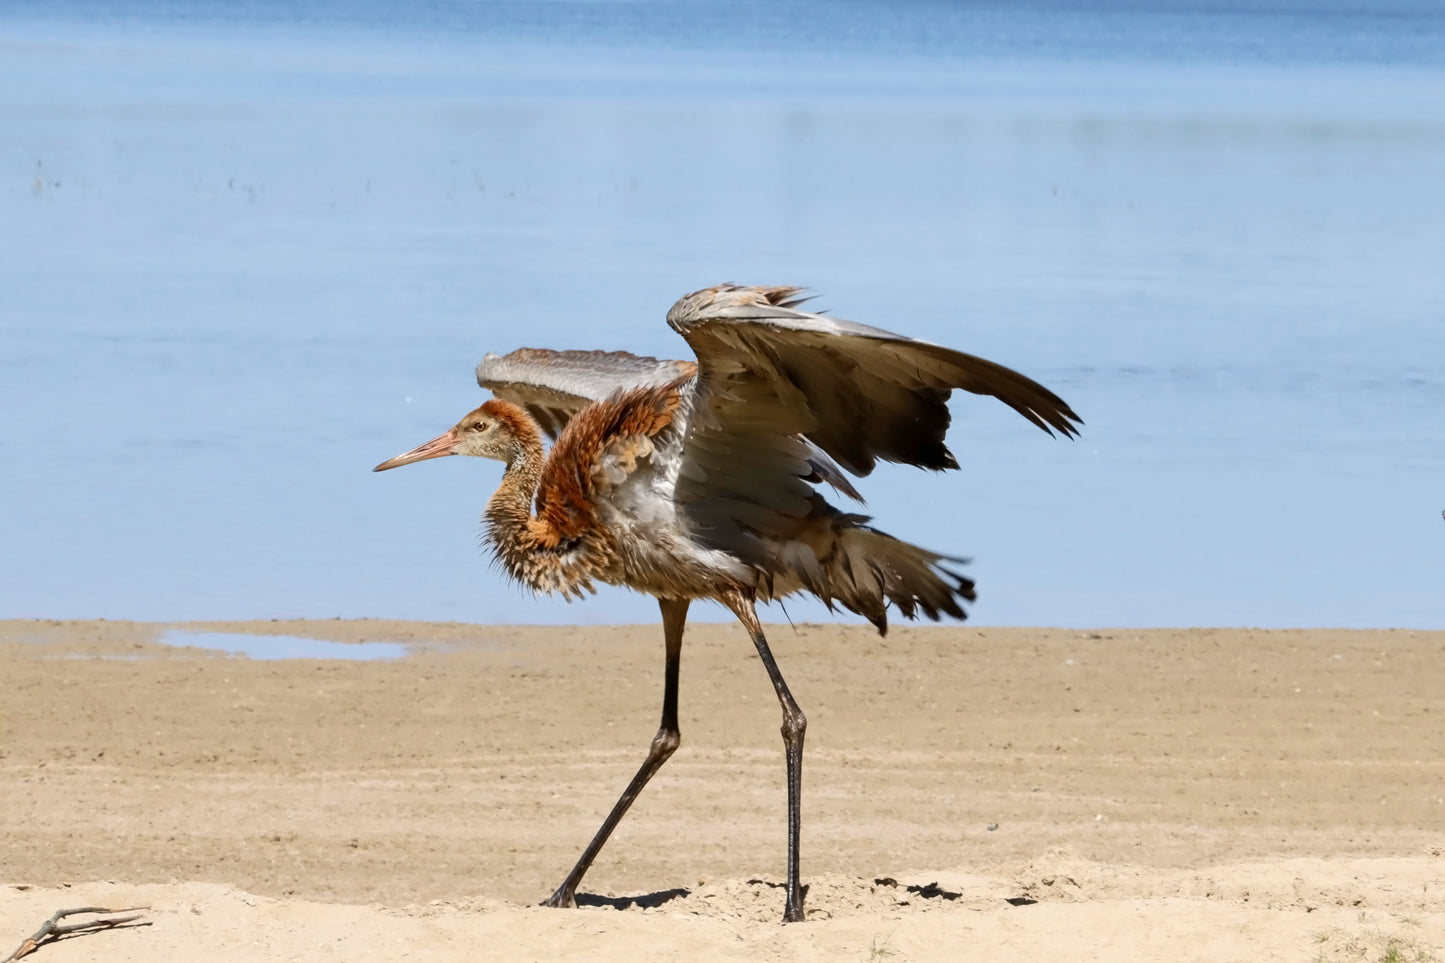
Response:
[541,889,576,909]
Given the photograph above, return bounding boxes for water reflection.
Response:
[159,630,408,661]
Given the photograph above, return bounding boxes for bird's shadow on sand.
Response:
[572,879,810,912]
[573,887,691,910]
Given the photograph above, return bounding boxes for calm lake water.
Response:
[2,2,1442,629]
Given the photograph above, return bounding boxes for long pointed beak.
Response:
[373,428,461,472]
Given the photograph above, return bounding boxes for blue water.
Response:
[2,2,1442,629]
[156,630,407,660]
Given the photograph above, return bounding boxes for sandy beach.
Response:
[3,619,1442,961]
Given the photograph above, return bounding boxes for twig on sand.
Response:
[3,906,151,962]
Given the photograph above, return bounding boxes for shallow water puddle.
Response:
[158,630,408,661]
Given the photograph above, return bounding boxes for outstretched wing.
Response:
[476,348,695,439]
[667,284,1080,477]
[665,283,1080,559]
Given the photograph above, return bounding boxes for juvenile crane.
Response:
[374,284,1081,922]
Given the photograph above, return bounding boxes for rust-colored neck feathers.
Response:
[480,385,681,598]
[478,400,553,587]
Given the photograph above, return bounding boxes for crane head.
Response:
[373,402,521,472]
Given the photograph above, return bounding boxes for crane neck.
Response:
[482,407,585,596]
[477,398,611,600]
[484,426,545,547]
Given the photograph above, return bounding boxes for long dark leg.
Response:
[721,589,807,923]
[544,597,689,908]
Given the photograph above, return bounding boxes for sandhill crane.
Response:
[374,284,1081,922]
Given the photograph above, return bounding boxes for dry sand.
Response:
[2,619,1442,961]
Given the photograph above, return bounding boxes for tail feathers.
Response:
[823,525,977,635]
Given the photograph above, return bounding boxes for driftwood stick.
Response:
[4,906,150,962]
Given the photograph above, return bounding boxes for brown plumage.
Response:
[374,284,1081,922]
[538,381,683,544]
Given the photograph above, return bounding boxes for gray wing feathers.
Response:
[802,438,864,503]
[667,283,1081,476]
[477,348,695,439]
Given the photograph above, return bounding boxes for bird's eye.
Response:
[475,421,490,432]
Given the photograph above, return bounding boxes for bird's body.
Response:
[375,284,1081,922]
[470,378,971,619]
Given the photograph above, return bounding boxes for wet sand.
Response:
[3,619,1442,960]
